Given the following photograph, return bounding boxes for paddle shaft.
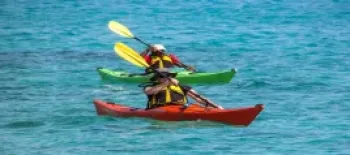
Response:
[134,37,149,47]
[158,75,219,108]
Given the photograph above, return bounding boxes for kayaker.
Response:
[143,69,224,109]
[140,44,195,72]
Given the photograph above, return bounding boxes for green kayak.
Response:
[97,68,236,84]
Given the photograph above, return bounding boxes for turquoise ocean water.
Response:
[1,0,349,154]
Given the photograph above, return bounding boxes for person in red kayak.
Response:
[140,44,195,72]
[143,69,223,109]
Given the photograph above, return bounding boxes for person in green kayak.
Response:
[140,44,195,72]
[143,69,223,109]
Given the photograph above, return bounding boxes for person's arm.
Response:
[143,55,151,65]
[140,51,147,57]
[187,89,224,109]
[144,78,179,95]
[140,46,154,57]
[169,54,196,72]
[144,83,168,95]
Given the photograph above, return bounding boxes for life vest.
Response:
[150,55,174,69]
[147,85,187,108]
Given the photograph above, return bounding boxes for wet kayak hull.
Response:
[93,100,263,126]
[96,68,236,84]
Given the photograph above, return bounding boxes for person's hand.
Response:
[186,66,196,72]
[160,78,171,86]
[142,46,155,56]
[217,105,224,110]
[161,78,178,86]
[169,78,179,85]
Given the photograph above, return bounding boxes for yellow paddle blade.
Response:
[114,42,150,68]
[108,21,134,38]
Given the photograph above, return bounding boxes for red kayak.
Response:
[93,100,264,126]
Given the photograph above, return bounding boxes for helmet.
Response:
[153,44,166,51]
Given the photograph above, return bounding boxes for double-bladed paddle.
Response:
[108,21,195,71]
